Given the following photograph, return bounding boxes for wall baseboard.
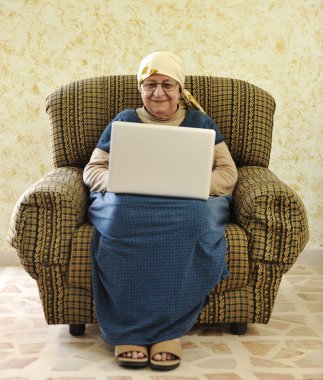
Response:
[0,248,21,266]
[296,248,323,265]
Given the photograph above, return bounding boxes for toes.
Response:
[153,353,162,361]
[122,351,146,359]
[153,352,176,361]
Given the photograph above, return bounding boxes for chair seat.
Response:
[68,222,249,293]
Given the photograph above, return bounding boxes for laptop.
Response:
[107,121,215,200]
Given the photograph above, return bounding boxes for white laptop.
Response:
[107,121,215,200]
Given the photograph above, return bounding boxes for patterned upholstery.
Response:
[46,76,274,168]
[8,75,309,327]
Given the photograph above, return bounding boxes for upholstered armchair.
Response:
[8,75,309,336]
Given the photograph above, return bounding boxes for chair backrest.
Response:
[46,75,275,168]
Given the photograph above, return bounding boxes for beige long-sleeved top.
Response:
[83,107,238,195]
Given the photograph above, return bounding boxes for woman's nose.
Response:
[153,84,166,96]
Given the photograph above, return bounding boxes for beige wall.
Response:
[1,0,322,256]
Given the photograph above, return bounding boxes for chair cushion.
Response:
[214,223,249,293]
[68,222,249,293]
[69,223,93,290]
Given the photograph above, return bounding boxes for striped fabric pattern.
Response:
[8,75,309,326]
[46,76,275,169]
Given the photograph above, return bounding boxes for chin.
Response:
[151,106,176,117]
[150,108,168,117]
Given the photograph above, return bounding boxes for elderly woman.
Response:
[83,51,237,370]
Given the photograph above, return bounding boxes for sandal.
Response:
[150,339,182,370]
[115,345,148,368]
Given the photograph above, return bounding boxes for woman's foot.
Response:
[115,345,148,368]
[150,339,182,370]
[120,350,146,359]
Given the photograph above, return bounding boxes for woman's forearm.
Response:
[209,142,238,196]
[83,148,110,192]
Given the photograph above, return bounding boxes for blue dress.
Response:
[89,109,231,346]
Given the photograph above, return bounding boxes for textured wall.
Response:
[1,0,322,252]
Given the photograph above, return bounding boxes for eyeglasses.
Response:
[141,80,179,92]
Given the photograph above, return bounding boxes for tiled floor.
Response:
[0,253,323,380]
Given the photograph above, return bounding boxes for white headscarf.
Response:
[137,51,205,113]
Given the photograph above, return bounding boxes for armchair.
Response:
[8,75,309,336]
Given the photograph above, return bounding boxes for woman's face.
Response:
[140,74,181,119]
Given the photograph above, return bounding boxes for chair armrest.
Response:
[8,167,89,279]
[233,166,309,271]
